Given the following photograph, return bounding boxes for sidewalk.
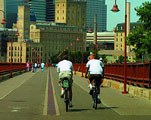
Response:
[0,69,41,101]
[73,72,151,115]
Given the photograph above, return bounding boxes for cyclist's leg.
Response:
[88,74,95,95]
[96,75,102,103]
[69,84,73,107]
[69,84,72,101]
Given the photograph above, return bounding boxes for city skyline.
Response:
[86,0,107,32]
[106,0,151,31]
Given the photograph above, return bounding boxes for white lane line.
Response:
[50,68,60,116]
[43,69,49,115]
[0,78,30,101]
[73,77,122,115]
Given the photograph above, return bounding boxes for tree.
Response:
[126,2,151,60]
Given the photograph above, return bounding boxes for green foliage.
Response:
[135,1,151,30]
[126,1,151,61]
[50,50,101,64]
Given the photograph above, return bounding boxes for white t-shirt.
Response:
[86,59,103,74]
[57,60,73,72]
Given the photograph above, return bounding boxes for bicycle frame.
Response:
[92,80,98,109]
[62,78,69,112]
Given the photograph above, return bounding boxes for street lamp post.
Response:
[74,36,80,75]
[94,14,97,58]
[88,15,97,57]
[111,0,128,94]
[81,35,84,77]
[70,42,72,61]
[28,44,31,63]
[10,31,13,78]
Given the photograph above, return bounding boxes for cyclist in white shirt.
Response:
[57,55,74,107]
[85,56,103,103]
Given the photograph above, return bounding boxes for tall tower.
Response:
[86,0,107,32]
[55,0,86,28]
[29,0,55,22]
[17,5,30,42]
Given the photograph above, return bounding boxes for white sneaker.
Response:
[60,89,64,98]
[89,84,92,89]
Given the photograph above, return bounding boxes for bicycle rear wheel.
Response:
[93,88,97,109]
[64,90,69,112]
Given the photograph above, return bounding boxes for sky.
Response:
[105,0,151,31]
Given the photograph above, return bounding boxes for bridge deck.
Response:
[0,67,151,120]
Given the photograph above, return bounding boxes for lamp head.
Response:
[111,4,120,12]
[1,18,7,24]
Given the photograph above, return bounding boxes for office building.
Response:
[29,0,55,22]
[86,31,114,51]
[86,0,107,32]
[55,0,86,28]
[0,0,55,28]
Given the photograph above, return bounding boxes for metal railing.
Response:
[0,62,27,79]
[73,62,151,88]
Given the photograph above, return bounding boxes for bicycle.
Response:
[61,78,70,112]
[90,80,99,109]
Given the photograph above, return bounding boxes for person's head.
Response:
[63,54,68,60]
[89,52,94,60]
[99,58,103,61]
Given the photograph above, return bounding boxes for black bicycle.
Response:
[91,80,99,109]
[62,78,70,112]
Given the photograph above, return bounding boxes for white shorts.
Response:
[59,71,73,84]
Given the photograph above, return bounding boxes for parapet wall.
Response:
[102,78,151,101]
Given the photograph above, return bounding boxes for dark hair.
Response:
[63,55,68,60]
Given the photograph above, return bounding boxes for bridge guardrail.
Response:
[0,62,27,79]
[73,62,151,88]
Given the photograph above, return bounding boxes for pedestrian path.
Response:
[0,69,41,101]
[0,68,151,116]
[73,73,151,116]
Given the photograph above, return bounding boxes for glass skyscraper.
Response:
[5,0,23,28]
[29,0,55,22]
[1,0,55,28]
[86,0,107,32]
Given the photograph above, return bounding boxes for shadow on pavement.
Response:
[97,106,118,110]
[69,108,90,112]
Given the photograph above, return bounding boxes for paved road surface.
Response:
[0,67,151,120]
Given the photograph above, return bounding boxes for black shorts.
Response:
[89,74,102,86]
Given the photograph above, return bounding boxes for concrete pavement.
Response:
[0,67,151,120]
[72,72,151,116]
